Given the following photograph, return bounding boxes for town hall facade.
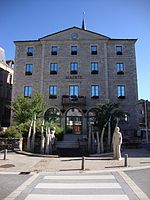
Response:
[13,26,138,140]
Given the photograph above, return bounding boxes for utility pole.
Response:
[144,100,148,143]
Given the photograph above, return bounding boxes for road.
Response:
[0,173,31,200]
[125,168,150,198]
[0,169,150,200]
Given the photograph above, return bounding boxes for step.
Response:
[56,141,79,149]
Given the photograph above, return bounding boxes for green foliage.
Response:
[4,124,27,138]
[95,100,125,132]
[66,127,73,134]
[52,125,64,141]
[46,122,64,141]
[11,93,46,124]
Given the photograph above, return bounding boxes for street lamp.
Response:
[144,100,148,143]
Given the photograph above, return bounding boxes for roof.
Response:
[14,26,137,43]
[39,26,110,40]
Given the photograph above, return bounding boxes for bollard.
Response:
[4,149,7,160]
[81,156,85,170]
[124,154,128,167]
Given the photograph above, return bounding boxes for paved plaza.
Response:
[0,148,150,172]
[0,147,150,200]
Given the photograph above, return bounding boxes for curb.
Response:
[14,150,59,158]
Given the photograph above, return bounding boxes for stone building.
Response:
[0,48,14,127]
[137,99,150,140]
[13,26,138,140]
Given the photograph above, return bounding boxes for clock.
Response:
[71,33,78,40]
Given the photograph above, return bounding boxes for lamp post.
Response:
[144,100,148,143]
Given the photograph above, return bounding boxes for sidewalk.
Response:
[0,147,150,173]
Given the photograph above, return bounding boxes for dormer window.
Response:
[116,46,122,55]
[27,47,33,56]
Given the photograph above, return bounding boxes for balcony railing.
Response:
[62,95,86,106]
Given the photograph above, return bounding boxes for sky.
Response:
[0,0,150,100]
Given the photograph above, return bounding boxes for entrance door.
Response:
[66,108,82,134]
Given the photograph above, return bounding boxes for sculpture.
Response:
[50,127,56,145]
[112,126,122,160]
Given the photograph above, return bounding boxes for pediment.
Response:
[39,27,110,41]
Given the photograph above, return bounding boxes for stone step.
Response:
[56,141,79,149]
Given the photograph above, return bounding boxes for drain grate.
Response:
[19,171,31,175]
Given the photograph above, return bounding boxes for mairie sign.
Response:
[66,75,82,79]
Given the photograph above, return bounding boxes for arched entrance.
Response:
[44,107,61,126]
[66,108,82,134]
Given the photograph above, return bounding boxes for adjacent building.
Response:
[137,99,150,140]
[13,26,138,140]
[0,48,14,127]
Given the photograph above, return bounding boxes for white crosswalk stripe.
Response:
[25,194,129,200]
[24,174,130,200]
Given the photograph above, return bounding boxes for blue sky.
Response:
[0,0,149,100]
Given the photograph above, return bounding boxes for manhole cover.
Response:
[0,164,15,168]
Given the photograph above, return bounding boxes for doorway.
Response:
[66,108,82,134]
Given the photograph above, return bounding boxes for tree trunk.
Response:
[88,126,92,153]
[40,119,45,154]
[107,117,111,151]
[91,127,95,153]
[27,119,33,152]
[31,114,36,152]
[96,131,100,154]
[45,127,50,154]
[49,134,52,154]
[100,127,105,153]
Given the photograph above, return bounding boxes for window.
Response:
[50,63,58,74]
[51,46,57,55]
[91,46,97,55]
[91,85,99,98]
[49,85,57,98]
[24,86,32,97]
[116,46,122,55]
[91,62,99,74]
[69,85,79,96]
[71,46,77,55]
[25,64,33,75]
[70,62,78,74]
[117,85,125,98]
[116,63,124,74]
[27,47,33,56]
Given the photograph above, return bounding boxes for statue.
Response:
[50,127,56,145]
[112,126,122,160]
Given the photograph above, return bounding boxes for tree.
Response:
[95,100,125,153]
[11,93,46,124]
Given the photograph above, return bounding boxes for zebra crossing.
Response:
[24,173,130,200]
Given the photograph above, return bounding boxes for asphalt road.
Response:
[0,174,31,200]
[0,169,150,200]
[125,168,150,198]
